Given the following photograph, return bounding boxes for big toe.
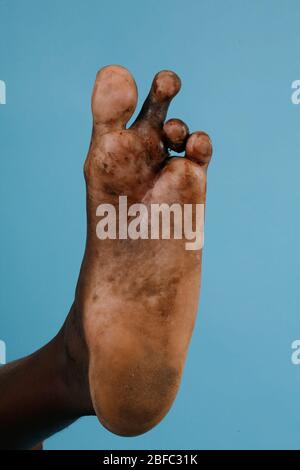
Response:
[92,65,138,134]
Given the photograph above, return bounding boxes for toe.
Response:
[185,132,213,167]
[163,118,189,152]
[132,70,181,129]
[92,65,138,135]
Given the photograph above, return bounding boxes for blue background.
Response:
[0,0,299,450]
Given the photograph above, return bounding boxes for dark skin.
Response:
[0,325,94,449]
[0,66,213,449]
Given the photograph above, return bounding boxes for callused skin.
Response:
[64,65,213,436]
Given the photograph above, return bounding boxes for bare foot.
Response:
[64,65,213,436]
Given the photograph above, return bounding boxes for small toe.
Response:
[92,65,138,134]
[163,118,189,152]
[185,132,212,166]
